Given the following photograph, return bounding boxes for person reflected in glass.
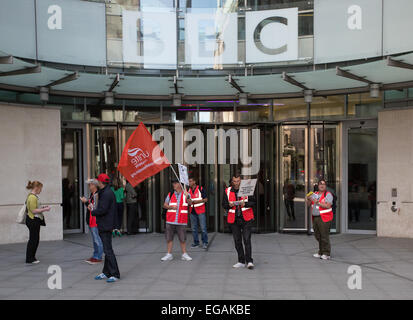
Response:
[283,179,296,221]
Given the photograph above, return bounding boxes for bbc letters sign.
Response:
[314,0,382,64]
[246,8,298,64]
[123,8,299,68]
[185,9,238,69]
[123,10,177,69]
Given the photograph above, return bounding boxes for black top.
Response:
[222,187,256,218]
[91,185,117,232]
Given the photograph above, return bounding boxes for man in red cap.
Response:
[89,173,120,283]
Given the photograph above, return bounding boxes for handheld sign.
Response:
[237,179,257,197]
[178,163,189,186]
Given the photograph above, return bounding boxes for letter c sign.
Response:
[254,16,288,55]
[246,8,298,63]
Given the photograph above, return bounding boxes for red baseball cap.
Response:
[97,173,110,183]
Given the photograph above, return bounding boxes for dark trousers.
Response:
[313,216,331,256]
[99,231,120,279]
[25,217,41,263]
[115,203,124,230]
[230,217,253,264]
[284,199,295,219]
[126,202,138,234]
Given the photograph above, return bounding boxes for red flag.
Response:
[118,122,170,187]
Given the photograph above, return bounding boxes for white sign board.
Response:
[237,179,257,197]
[185,9,238,69]
[246,8,298,64]
[123,9,177,69]
[178,163,189,186]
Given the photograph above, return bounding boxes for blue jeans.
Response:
[190,212,208,245]
[89,226,103,260]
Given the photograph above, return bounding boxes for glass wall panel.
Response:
[348,127,377,231]
[61,128,83,231]
[384,89,407,101]
[92,127,119,178]
[310,125,339,230]
[124,101,161,122]
[273,98,307,121]
[280,126,307,230]
[347,93,382,118]
[310,95,344,120]
[60,103,85,121]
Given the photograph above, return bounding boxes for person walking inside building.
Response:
[222,174,256,270]
[111,177,125,237]
[188,177,208,249]
[80,179,103,265]
[125,181,139,235]
[161,179,192,262]
[25,181,51,264]
[283,179,296,221]
[90,173,120,283]
[307,179,334,260]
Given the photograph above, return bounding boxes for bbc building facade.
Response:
[1,0,413,245]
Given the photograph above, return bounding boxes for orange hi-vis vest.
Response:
[189,186,206,214]
[166,191,189,224]
[311,191,334,223]
[226,187,254,224]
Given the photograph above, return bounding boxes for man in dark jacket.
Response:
[89,173,120,283]
[222,174,256,269]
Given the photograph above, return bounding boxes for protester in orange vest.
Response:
[306,179,334,260]
[188,177,208,249]
[222,174,256,269]
[161,179,192,262]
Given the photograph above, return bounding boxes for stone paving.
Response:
[1,232,413,300]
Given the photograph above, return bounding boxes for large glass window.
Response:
[273,98,307,121]
[310,95,345,120]
[348,93,382,118]
[92,127,119,178]
[280,126,307,230]
[348,127,377,231]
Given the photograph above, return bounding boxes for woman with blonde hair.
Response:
[25,181,51,264]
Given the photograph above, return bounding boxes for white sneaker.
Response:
[161,253,173,261]
[320,254,331,260]
[313,253,321,258]
[181,253,193,261]
[247,262,254,269]
[232,262,245,268]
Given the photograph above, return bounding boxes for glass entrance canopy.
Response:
[1,50,413,101]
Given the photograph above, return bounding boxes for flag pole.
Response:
[170,164,186,193]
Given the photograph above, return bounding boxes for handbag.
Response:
[16,198,28,224]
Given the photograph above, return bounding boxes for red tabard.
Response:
[225,187,254,224]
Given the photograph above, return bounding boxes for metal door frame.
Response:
[279,121,340,233]
[62,122,86,234]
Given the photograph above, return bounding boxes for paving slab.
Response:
[1,232,413,300]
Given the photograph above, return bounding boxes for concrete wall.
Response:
[0,103,62,244]
[377,108,413,238]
